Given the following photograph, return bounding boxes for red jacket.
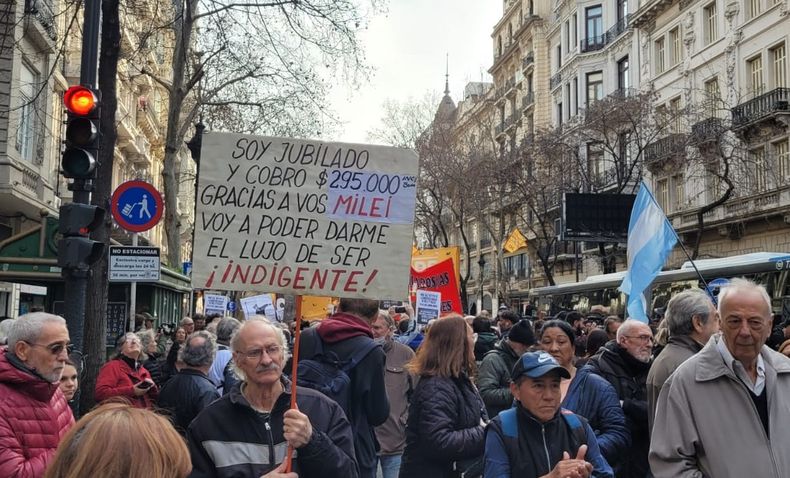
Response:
[94,356,159,409]
[0,349,75,478]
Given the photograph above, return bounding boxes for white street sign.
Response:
[109,246,161,282]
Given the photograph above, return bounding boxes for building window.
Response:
[775,139,790,180]
[557,44,563,68]
[704,77,721,117]
[587,143,605,182]
[585,5,603,46]
[617,0,628,22]
[573,76,579,115]
[704,2,718,45]
[670,27,682,66]
[618,56,630,91]
[566,83,571,118]
[672,174,684,212]
[669,97,682,132]
[749,55,764,96]
[656,178,669,211]
[15,62,37,163]
[772,43,787,88]
[655,37,666,74]
[557,102,564,127]
[752,147,767,191]
[565,21,570,54]
[572,13,578,46]
[586,71,603,106]
[748,0,761,19]
[619,131,632,167]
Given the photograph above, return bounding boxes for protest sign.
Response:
[192,133,419,299]
[204,294,228,316]
[410,258,463,314]
[240,294,277,321]
[416,290,441,324]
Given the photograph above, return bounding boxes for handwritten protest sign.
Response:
[240,293,276,321]
[204,294,228,316]
[192,133,419,298]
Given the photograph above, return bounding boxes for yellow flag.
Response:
[503,228,527,253]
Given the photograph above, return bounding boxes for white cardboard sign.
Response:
[416,290,441,324]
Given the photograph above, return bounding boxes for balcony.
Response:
[522,91,535,110]
[522,51,535,70]
[580,34,606,53]
[645,133,688,164]
[25,0,57,42]
[505,114,517,132]
[591,167,621,189]
[604,15,630,43]
[495,122,506,138]
[691,117,726,145]
[731,87,790,133]
[550,72,562,90]
[505,77,517,96]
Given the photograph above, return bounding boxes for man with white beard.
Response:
[584,319,653,478]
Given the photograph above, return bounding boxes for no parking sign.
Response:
[110,180,164,232]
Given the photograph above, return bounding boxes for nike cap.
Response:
[511,351,571,381]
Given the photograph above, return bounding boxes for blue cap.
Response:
[511,351,571,381]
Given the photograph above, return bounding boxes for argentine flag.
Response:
[619,180,677,322]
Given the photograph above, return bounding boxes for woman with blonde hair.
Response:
[399,314,487,478]
[44,401,191,478]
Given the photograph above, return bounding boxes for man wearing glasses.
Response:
[583,319,653,478]
[0,312,75,477]
[186,317,357,478]
[650,279,790,478]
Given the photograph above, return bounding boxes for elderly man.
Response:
[371,312,414,478]
[181,317,195,335]
[187,317,357,478]
[650,279,790,477]
[646,289,719,430]
[158,331,220,435]
[484,351,613,478]
[0,313,75,477]
[585,319,653,478]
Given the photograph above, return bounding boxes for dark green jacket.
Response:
[477,340,519,418]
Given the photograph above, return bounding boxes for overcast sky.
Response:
[327,0,502,144]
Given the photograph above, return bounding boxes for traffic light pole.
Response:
[62,0,102,350]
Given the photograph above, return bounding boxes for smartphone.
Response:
[394,306,408,314]
[138,381,153,389]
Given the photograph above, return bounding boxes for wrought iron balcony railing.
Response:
[731,87,790,128]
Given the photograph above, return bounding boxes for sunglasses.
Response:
[28,342,75,356]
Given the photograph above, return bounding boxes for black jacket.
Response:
[474,332,498,362]
[477,340,520,418]
[143,352,168,387]
[299,326,389,473]
[158,368,219,434]
[399,374,487,478]
[187,377,358,478]
[586,341,651,478]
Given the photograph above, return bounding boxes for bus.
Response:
[526,252,790,320]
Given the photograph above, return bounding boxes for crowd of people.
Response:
[1,277,789,477]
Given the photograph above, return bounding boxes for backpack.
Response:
[499,407,587,446]
[296,331,380,417]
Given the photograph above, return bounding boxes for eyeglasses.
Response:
[624,335,654,343]
[28,342,74,356]
[239,345,282,361]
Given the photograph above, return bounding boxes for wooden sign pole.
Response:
[284,295,303,472]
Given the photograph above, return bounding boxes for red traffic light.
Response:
[64,86,98,116]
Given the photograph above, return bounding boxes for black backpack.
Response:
[296,331,379,417]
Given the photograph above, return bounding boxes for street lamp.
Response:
[478,255,486,314]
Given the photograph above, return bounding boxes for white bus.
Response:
[526,252,790,319]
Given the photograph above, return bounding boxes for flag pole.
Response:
[639,181,710,291]
[284,295,303,473]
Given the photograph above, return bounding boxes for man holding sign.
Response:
[186,318,357,478]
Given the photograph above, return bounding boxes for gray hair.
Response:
[718,278,772,318]
[180,317,194,326]
[137,329,156,349]
[665,289,715,336]
[7,313,67,351]
[0,319,17,345]
[230,316,290,381]
[113,332,142,360]
[616,319,650,342]
[376,312,395,329]
[217,317,242,343]
[179,331,217,367]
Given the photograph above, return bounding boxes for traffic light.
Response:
[57,202,105,269]
[62,85,101,180]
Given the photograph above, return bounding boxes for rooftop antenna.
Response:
[444,53,450,96]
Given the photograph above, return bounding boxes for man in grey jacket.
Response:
[646,289,719,431]
[650,278,790,478]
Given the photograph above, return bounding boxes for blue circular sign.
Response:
[110,180,163,232]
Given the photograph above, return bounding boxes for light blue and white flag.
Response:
[619,180,678,322]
